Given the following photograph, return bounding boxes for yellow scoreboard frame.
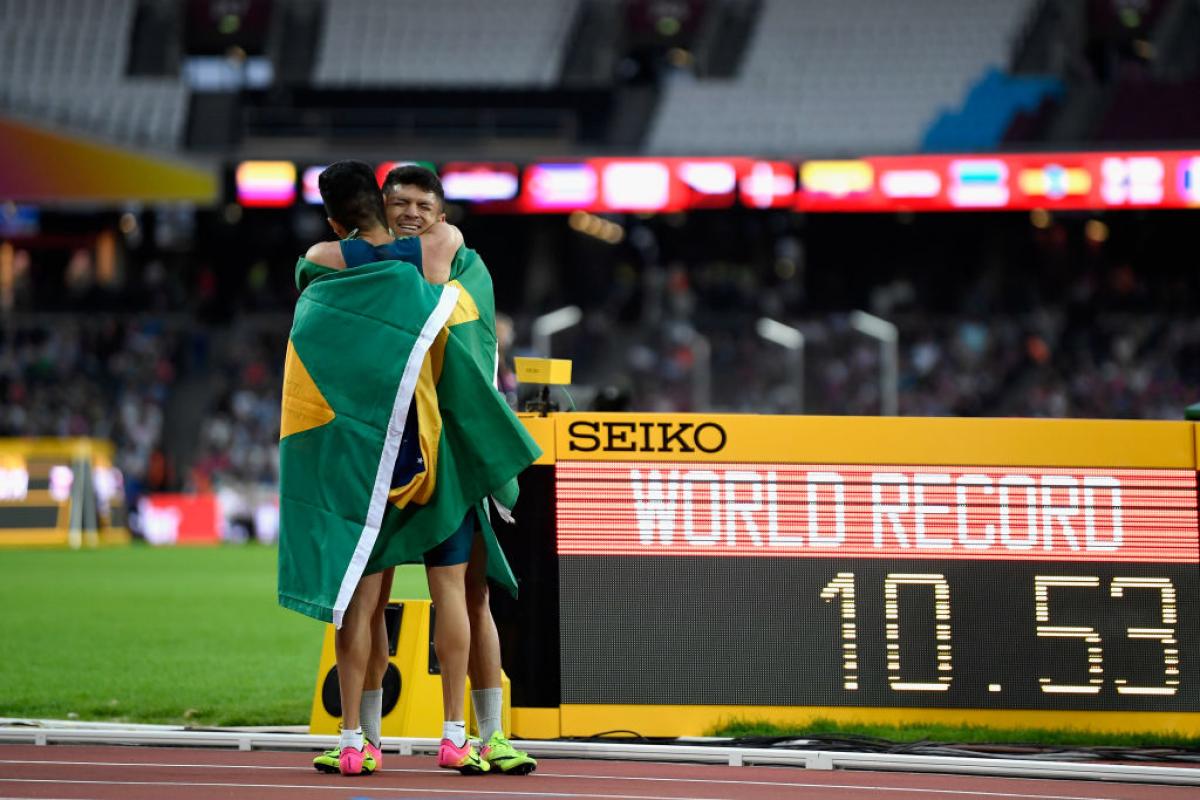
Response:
[0,438,128,549]
[502,413,1200,739]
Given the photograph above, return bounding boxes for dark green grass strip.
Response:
[0,545,428,727]
[710,717,1200,749]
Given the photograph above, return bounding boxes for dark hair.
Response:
[382,165,445,210]
[318,160,387,231]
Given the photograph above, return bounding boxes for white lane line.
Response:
[0,778,734,800]
[0,771,1160,800]
[0,760,304,773]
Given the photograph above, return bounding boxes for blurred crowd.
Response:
[0,318,179,499]
[189,323,284,492]
[2,209,1198,531]
[0,315,285,539]
[5,303,1193,511]
[555,308,1200,420]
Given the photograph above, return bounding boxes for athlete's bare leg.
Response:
[365,567,396,688]
[465,534,502,689]
[334,570,384,732]
[425,562,470,720]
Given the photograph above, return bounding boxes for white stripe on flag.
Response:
[331,284,461,628]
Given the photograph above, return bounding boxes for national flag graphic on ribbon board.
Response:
[948,159,1009,208]
[879,169,941,200]
[1101,156,1165,206]
[1017,163,1091,201]
[1178,157,1200,204]
[522,163,598,210]
[237,161,296,207]
[740,161,795,208]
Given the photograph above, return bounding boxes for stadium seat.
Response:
[0,0,189,150]
[312,0,581,88]
[646,0,1038,155]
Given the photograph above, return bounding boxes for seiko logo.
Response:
[567,421,727,454]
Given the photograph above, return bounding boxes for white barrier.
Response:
[1,722,1199,786]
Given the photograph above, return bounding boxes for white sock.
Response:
[471,687,503,742]
[360,689,383,748]
[339,726,363,751]
[442,720,467,748]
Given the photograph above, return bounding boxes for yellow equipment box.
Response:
[513,357,573,385]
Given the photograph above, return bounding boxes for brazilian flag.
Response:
[277,249,541,625]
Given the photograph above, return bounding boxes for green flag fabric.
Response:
[444,244,519,515]
[363,246,526,575]
[278,252,541,625]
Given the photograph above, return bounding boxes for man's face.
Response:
[384,184,444,237]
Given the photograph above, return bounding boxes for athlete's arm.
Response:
[302,223,460,277]
[418,222,463,285]
[303,240,347,270]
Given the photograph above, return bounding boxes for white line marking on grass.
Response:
[0,772,1161,800]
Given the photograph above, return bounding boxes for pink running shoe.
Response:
[339,743,370,776]
[437,738,490,774]
[363,740,383,771]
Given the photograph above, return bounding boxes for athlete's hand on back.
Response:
[420,222,463,285]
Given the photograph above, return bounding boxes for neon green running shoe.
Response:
[313,747,341,773]
[481,731,537,775]
[313,745,377,775]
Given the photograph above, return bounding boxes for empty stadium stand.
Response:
[3,1,1199,157]
[0,0,189,150]
[312,0,581,88]
[645,0,1040,155]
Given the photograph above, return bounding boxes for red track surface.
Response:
[0,743,1197,800]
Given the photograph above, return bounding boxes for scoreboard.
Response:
[496,413,1200,738]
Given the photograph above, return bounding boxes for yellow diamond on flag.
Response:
[280,339,336,440]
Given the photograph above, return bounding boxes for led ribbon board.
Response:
[544,414,1200,735]
[234,150,1200,213]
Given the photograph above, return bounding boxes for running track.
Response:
[0,744,1198,800]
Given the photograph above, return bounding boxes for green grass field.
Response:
[4,546,1196,748]
[0,545,429,727]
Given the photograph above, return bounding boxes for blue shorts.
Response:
[422,512,477,568]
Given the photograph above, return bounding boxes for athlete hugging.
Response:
[291,161,538,778]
